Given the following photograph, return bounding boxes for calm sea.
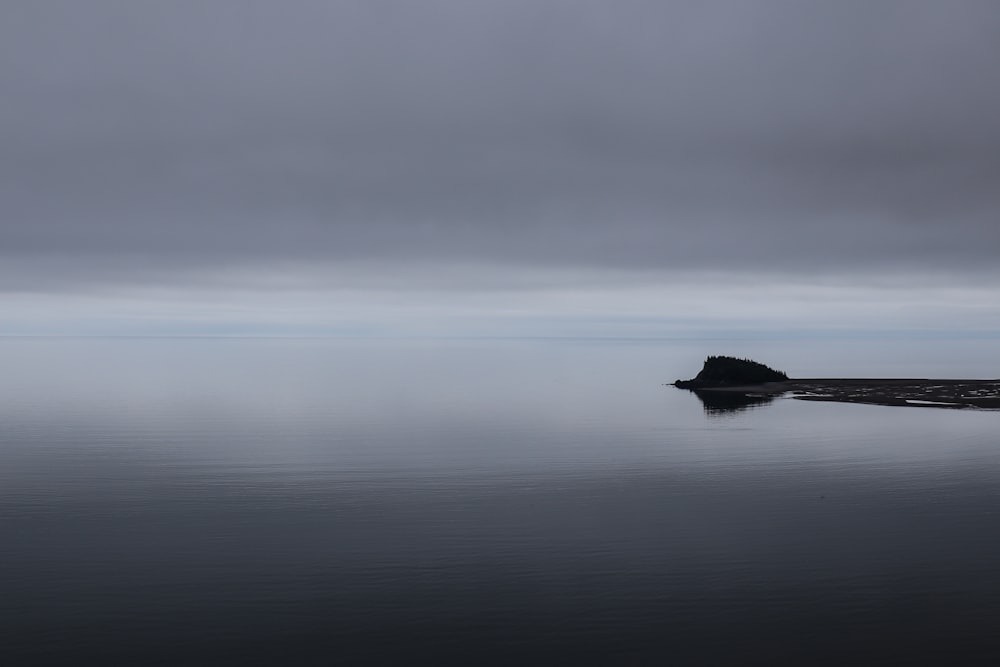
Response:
[2,337,999,665]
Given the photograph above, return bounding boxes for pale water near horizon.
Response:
[2,337,1000,665]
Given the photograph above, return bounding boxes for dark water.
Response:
[2,338,1000,665]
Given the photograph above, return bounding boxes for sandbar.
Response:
[681,379,1000,410]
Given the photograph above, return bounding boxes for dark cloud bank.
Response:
[2,0,1000,292]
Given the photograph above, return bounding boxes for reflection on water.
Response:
[689,389,777,415]
[2,338,1000,665]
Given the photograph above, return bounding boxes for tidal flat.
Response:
[690,379,1000,410]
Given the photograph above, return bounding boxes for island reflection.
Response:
[692,390,776,416]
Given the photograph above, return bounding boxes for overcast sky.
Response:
[2,1,999,336]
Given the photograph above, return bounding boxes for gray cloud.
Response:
[2,0,1000,290]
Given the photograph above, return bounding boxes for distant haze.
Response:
[2,1,999,336]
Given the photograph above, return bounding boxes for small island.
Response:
[674,356,788,388]
[674,356,1000,410]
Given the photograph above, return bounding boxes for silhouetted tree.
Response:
[675,356,788,388]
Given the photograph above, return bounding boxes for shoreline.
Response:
[675,379,1000,410]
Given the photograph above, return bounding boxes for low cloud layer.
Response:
[2,1,999,304]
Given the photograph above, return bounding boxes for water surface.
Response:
[2,338,999,665]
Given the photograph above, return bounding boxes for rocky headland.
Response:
[674,356,1000,410]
